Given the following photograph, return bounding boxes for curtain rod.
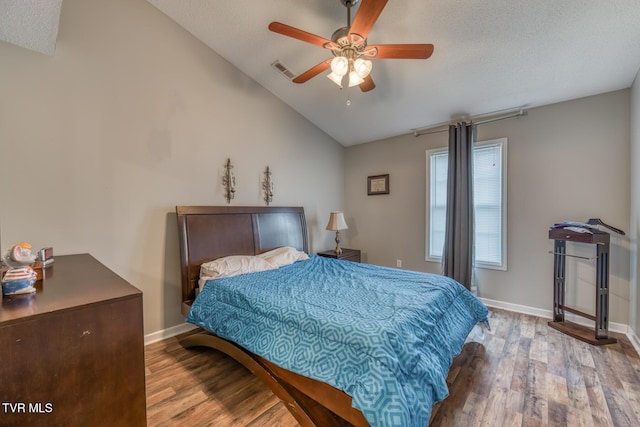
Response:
[413,109,528,137]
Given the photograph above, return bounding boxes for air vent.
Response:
[271,60,296,80]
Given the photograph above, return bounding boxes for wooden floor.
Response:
[145,308,640,426]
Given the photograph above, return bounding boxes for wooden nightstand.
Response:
[317,248,361,263]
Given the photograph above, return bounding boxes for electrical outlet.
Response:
[396,260,402,268]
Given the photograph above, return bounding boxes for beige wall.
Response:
[0,0,344,335]
[345,90,631,324]
[631,72,640,334]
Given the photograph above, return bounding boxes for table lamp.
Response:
[326,211,348,255]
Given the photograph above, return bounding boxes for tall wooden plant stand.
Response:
[548,228,617,345]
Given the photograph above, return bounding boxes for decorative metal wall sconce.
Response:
[222,158,236,204]
[262,166,274,206]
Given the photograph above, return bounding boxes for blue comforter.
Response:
[187,255,488,427]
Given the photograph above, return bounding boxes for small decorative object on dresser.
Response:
[325,211,348,255]
[367,174,389,195]
[1,242,37,296]
[317,248,361,263]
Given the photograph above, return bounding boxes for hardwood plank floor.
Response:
[145,308,640,426]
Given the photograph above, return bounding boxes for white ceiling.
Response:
[146,0,640,146]
[3,1,640,146]
[0,0,62,55]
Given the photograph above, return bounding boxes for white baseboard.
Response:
[480,297,551,320]
[479,297,628,335]
[144,322,198,346]
[628,327,640,356]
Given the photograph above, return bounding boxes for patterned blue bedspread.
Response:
[187,255,488,427]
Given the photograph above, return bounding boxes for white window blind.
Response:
[426,138,507,270]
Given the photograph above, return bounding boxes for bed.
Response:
[176,205,488,427]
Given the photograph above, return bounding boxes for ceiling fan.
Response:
[268,0,434,93]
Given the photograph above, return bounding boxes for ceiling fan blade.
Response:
[348,0,388,39]
[269,22,332,48]
[292,59,332,83]
[365,44,434,59]
[359,75,375,92]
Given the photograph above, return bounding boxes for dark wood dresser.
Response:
[0,254,146,426]
[317,248,361,263]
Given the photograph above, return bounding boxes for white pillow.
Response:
[256,246,309,268]
[199,255,276,287]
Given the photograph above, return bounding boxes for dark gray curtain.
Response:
[442,122,475,289]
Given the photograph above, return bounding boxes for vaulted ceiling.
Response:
[3,0,640,146]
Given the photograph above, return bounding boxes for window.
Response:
[426,138,507,270]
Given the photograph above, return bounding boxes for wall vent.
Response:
[271,60,296,80]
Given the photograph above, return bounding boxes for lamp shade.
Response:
[326,211,348,231]
[330,56,349,77]
[327,71,344,88]
[353,58,372,78]
[347,70,364,87]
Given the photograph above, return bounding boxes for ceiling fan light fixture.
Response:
[268,0,434,93]
[353,58,372,78]
[327,71,344,88]
[330,56,349,76]
[348,70,364,87]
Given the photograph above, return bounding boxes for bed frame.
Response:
[176,206,369,427]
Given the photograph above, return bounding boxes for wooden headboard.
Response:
[176,206,308,311]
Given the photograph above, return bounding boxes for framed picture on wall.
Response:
[367,174,389,195]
